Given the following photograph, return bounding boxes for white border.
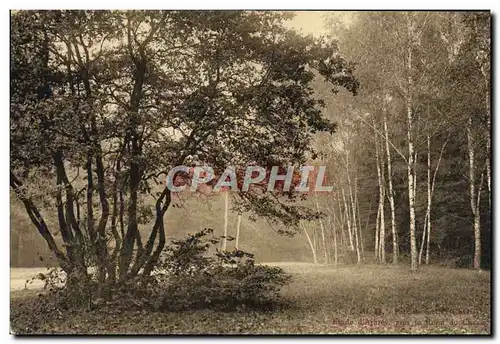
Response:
[2,2,497,343]
[2,0,498,10]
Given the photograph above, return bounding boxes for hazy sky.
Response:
[286,11,329,37]
[286,11,356,39]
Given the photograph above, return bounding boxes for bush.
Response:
[23,228,291,314]
[156,229,292,311]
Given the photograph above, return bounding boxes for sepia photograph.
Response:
[9,9,491,335]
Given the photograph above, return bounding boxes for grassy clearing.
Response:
[10,264,490,335]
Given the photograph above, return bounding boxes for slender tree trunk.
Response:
[235,213,242,250]
[341,187,354,250]
[312,226,317,254]
[482,41,491,211]
[475,172,484,269]
[424,212,432,264]
[336,194,346,246]
[315,193,328,264]
[384,109,398,263]
[355,176,364,255]
[424,134,449,264]
[375,194,380,261]
[345,153,361,263]
[222,192,229,251]
[419,212,428,265]
[353,216,361,264]
[485,97,491,210]
[302,222,318,264]
[467,116,481,270]
[364,195,373,254]
[425,134,432,265]
[380,149,386,263]
[374,124,385,263]
[406,13,418,271]
[419,134,432,266]
[329,214,338,264]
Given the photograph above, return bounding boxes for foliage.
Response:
[318,12,491,266]
[18,228,291,316]
[156,229,292,311]
[10,10,358,285]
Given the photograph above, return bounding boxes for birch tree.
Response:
[383,100,398,263]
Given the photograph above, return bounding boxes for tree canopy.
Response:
[10,10,358,284]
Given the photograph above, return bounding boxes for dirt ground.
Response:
[10,268,51,291]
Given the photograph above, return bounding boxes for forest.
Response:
[311,11,491,270]
[10,11,491,335]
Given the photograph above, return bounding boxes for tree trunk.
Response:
[383,108,398,264]
[374,122,385,263]
[222,191,229,251]
[336,194,347,246]
[424,134,432,265]
[467,116,481,270]
[120,54,147,280]
[406,13,418,271]
[482,38,491,211]
[345,152,361,263]
[315,193,328,264]
[302,222,318,264]
[355,176,364,255]
[341,187,354,250]
[364,195,373,255]
[375,194,380,261]
[380,150,386,263]
[475,172,484,270]
[10,172,71,272]
[418,134,431,266]
[485,87,491,210]
[235,213,242,250]
[329,215,338,264]
[353,215,361,264]
[419,212,428,265]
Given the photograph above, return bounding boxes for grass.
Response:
[10,264,491,335]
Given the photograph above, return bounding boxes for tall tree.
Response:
[10,10,358,288]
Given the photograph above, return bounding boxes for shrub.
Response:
[156,229,292,311]
[23,228,291,314]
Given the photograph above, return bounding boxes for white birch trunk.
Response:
[424,134,449,264]
[222,191,229,251]
[475,172,484,270]
[419,212,428,265]
[407,13,418,271]
[374,123,385,263]
[341,187,354,250]
[315,193,328,264]
[467,117,481,269]
[336,194,346,246]
[302,221,318,264]
[346,155,361,263]
[235,213,242,250]
[329,214,338,264]
[355,176,364,255]
[384,111,398,263]
[420,134,432,265]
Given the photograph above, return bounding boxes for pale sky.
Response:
[285,11,356,38]
[285,11,329,37]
